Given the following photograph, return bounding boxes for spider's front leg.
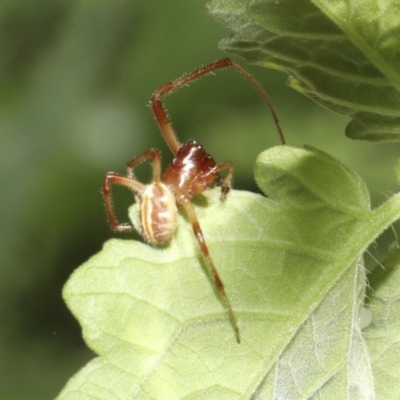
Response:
[150,58,285,158]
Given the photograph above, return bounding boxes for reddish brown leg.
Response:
[151,58,285,155]
[104,149,163,232]
[212,161,234,200]
[103,174,146,232]
[181,201,240,343]
[126,148,162,183]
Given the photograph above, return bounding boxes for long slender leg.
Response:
[126,148,162,183]
[150,58,285,155]
[103,173,145,232]
[104,148,162,232]
[181,201,240,343]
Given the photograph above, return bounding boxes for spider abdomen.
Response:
[140,182,178,245]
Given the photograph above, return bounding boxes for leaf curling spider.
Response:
[102,58,285,343]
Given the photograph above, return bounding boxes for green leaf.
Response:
[364,245,400,399]
[59,146,400,399]
[206,0,400,142]
[396,158,400,185]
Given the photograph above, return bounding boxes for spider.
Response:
[102,58,285,343]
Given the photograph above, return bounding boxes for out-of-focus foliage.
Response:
[208,0,400,141]
[0,1,399,399]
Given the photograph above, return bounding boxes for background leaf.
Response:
[207,0,400,141]
[364,245,400,398]
[59,146,400,399]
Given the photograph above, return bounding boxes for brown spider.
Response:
[102,58,285,343]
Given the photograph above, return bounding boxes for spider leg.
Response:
[126,148,162,183]
[212,161,234,201]
[150,58,285,156]
[103,173,145,232]
[181,201,240,343]
[104,149,163,232]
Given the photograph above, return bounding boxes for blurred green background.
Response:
[1,1,399,399]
